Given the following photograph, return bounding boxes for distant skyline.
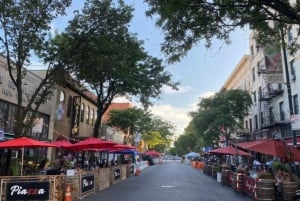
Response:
[34,1,251,137]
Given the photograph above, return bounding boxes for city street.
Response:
[83,161,253,201]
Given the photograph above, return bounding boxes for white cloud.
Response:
[112,91,216,137]
[112,96,131,103]
[149,104,191,136]
[199,91,215,98]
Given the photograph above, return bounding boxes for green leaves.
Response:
[52,0,178,137]
[145,0,300,63]
[191,89,252,146]
[0,0,71,137]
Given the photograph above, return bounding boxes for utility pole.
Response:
[280,25,297,146]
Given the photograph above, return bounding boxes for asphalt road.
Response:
[83,161,253,201]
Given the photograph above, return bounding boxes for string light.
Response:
[53,130,79,142]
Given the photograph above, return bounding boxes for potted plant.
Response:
[216,164,222,183]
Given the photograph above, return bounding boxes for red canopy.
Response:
[67,137,117,150]
[0,137,58,149]
[208,146,251,156]
[50,139,72,148]
[235,140,269,149]
[239,139,300,161]
[111,144,136,150]
[144,150,161,157]
[0,137,58,175]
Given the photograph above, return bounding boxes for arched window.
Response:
[80,103,85,122]
[66,95,72,117]
[86,106,90,124]
[59,91,65,103]
[91,109,95,125]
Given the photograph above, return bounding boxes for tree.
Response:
[0,0,71,137]
[54,0,178,138]
[145,0,300,63]
[108,107,174,151]
[107,107,147,144]
[173,133,198,157]
[142,117,173,152]
[190,89,252,146]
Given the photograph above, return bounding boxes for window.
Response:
[279,102,284,121]
[245,120,248,129]
[80,103,85,122]
[290,60,296,80]
[91,108,94,125]
[250,45,254,56]
[256,44,260,52]
[252,67,255,81]
[249,118,252,132]
[257,61,261,76]
[86,106,90,124]
[269,107,274,124]
[288,26,293,44]
[66,95,72,117]
[253,91,257,104]
[255,115,258,130]
[258,86,262,100]
[260,112,264,125]
[59,91,65,103]
[293,95,299,114]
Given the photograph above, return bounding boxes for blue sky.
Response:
[49,0,251,137]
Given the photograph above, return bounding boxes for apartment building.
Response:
[223,31,294,142]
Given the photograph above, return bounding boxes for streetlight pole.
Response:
[280,25,297,146]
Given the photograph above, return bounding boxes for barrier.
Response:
[255,179,275,201]
[0,175,62,201]
[64,183,72,201]
[281,182,297,201]
[221,170,230,186]
[242,175,256,197]
[233,173,244,192]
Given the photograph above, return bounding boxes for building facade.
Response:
[223,30,299,143]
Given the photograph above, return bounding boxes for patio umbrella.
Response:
[235,139,269,149]
[0,137,58,175]
[111,144,136,150]
[51,139,72,148]
[185,152,200,159]
[208,146,251,156]
[144,150,161,157]
[67,137,117,151]
[237,139,300,161]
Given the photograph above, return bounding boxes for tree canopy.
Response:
[145,0,300,63]
[190,89,252,147]
[108,107,174,152]
[52,0,179,138]
[0,0,71,136]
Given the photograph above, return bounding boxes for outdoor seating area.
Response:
[191,139,300,201]
[0,136,161,200]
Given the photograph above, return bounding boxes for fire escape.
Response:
[257,53,285,139]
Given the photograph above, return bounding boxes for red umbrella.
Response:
[67,137,117,151]
[0,137,58,148]
[208,146,251,156]
[112,144,136,150]
[51,139,72,148]
[0,137,58,175]
[237,139,300,161]
[144,150,161,157]
[235,139,269,149]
